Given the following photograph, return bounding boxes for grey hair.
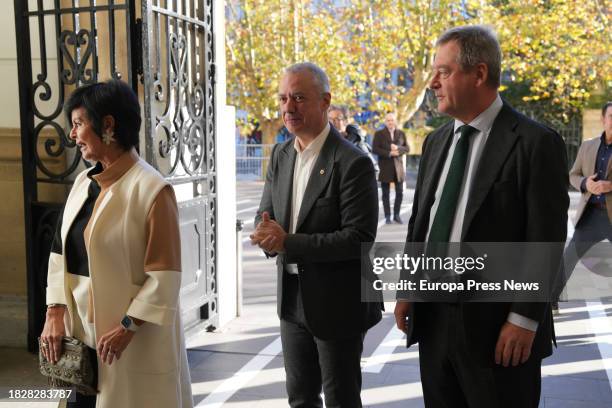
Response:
[284,62,331,94]
[436,25,502,89]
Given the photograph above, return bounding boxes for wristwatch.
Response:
[120,315,140,332]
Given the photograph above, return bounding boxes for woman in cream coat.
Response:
[40,80,193,408]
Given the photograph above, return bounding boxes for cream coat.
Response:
[47,159,193,408]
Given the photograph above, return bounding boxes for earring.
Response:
[102,130,116,145]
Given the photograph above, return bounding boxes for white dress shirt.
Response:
[426,94,537,332]
[286,123,330,274]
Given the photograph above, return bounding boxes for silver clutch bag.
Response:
[38,336,97,396]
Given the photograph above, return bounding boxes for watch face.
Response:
[121,316,131,328]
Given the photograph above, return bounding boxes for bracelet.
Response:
[47,303,66,309]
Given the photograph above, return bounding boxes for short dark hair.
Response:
[64,79,141,150]
[436,25,502,89]
[602,102,612,117]
[329,105,348,117]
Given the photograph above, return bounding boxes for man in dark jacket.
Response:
[373,112,409,224]
[394,25,568,407]
[252,62,382,408]
[329,105,379,177]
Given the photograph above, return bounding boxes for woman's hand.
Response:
[97,325,136,365]
[40,306,66,364]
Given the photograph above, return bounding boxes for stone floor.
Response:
[1,183,610,407]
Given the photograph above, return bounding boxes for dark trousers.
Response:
[555,206,612,300]
[419,303,542,408]
[381,178,403,217]
[280,274,365,408]
[67,346,98,408]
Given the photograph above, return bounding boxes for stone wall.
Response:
[0,128,67,297]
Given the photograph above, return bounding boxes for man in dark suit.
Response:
[251,62,382,408]
[394,26,568,407]
[373,112,409,224]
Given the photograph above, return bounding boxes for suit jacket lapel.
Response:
[277,143,296,232]
[392,129,401,144]
[294,130,337,232]
[583,139,597,176]
[604,138,612,180]
[461,104,519,240]
[61,181,90,247]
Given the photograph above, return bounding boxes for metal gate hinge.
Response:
[134,18,144,83]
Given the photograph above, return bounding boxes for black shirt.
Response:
[51,164,103,277]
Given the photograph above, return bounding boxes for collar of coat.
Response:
[87,148,139,189]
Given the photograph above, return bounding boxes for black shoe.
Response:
[393,215,403,224]
[385,217,392,224]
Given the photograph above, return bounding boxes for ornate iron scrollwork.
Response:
[33,121,81,180]
[144,0,217,329]
[147,6,214,179]
[19,2,132,184]
[59,29,96,86]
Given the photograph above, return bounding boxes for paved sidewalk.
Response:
[1,182,610,407]
[186,182,612,407]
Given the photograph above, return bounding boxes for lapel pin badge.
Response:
[320,169,325,175]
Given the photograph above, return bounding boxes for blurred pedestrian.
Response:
[553,101,612,309]
[372,112,409,224]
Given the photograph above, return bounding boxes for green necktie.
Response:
[428,125,478,243]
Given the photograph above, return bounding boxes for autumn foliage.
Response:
[226,0,610,142]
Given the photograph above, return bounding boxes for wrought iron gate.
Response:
[14,0,217,351]
[141,0,218,331]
